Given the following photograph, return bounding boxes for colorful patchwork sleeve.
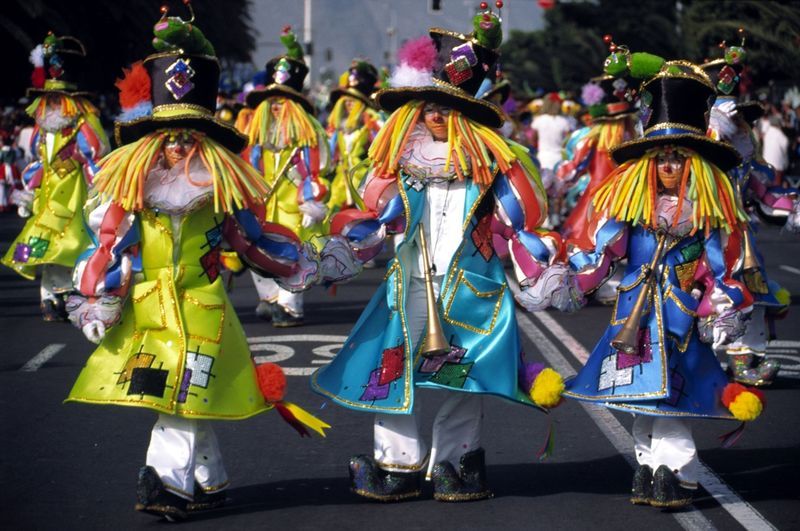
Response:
[75,119,109,186]
[555,126,594,188]
[568,216,629,294]
[328,172,403,263]
[222,208,307,279]
[744,159,798,221]
[74,200,140,298]
[21,127,43,190]
[491,161,559,286]
[693,229,753,317]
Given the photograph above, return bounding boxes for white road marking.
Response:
[249,334,344,374]
[20,344,65,372]
[522,310,778,530]
[778,264,800,275]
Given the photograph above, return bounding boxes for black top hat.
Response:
[28,34,91,98]
[611,61,740,171]
[245,56,314,114]
[376,28,504,128]
[329,61,379,109]
[116,52,247,152]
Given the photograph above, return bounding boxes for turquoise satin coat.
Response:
[312,172,546,414]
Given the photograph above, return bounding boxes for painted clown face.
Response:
[423,103,451,142]
[163,131,196,169]
[270,98,285,120]
[656,148,686,194]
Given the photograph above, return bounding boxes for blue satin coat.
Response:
[564,221,747,419]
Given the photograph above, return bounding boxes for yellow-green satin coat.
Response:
[2,117,103,279]
[67,203,271,419]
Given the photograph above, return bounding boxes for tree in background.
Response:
[0,0,255,102]
[501,0,799,98]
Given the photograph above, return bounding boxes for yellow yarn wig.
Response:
[593,146,748,234]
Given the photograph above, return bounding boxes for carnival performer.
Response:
[557,41,665,304]
[2,33,109,321]
[558,40,664,250]
[242,26,332,327]
[312,5,573,503]
[326,59,384,214]
[0,131,23,212]
[558,62,764,508]
[703,33,793,386]
[62,7,335,521]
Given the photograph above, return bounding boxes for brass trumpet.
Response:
[417,223,450,358]
[610,230,668,355]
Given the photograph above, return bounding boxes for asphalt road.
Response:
[1,213,798,530]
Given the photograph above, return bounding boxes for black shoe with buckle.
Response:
[349,455,421,502]
[630,464,654,505]
[186,482,227,512]
[271,304,304,328]
[255,301,275,321]
[651,465,694,508]
[135,466,189,521]
[41,297,68,322]
[432,448,492,502]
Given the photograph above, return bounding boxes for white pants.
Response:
[373,276,484,479]
[251,272,303,317]
[146,414,229,500]
[40,264,72,302]
[632,415,698,488]
[726,305,767,357]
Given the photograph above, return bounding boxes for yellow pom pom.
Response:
[220,250,244,273]
[530,367,565,409]
[728,391,763,422]
[775,287,791,307]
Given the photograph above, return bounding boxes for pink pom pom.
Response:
[581,82,605,106]
[397,36,437,71]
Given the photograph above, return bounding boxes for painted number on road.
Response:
[247,334,347,376]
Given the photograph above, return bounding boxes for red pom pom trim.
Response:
[31,67,46,89]
[721,382,765,407]
[255,362,287,403]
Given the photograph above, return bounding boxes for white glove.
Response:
[784,198,800,234]
[319,235,362,284]
[81,320,106,344]
[299,200,328,228]
[709,100,739,140]
[516,263,585,313]
[275,242,321,292]
[711,308,750,349]
[11,189,33,218]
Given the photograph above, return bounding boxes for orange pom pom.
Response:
[115,61,151,110]
[255,362,287,403]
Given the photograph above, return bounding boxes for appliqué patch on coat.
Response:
[471,214,494,262]
[679,240,703,262]
[27,236,50,259]
[616,328,653,369]
[598,354,633,392]
[117,352,157,385]
[429,361,474,388]
[185,349,215,388]
[13,243,31,263]
[127,367,169,397]
[674,260,699,292]
[199,248,221,282]
[419,343,467,374]
[360,368,391,401]
[378,345,404,386]
[659,367,687,408]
